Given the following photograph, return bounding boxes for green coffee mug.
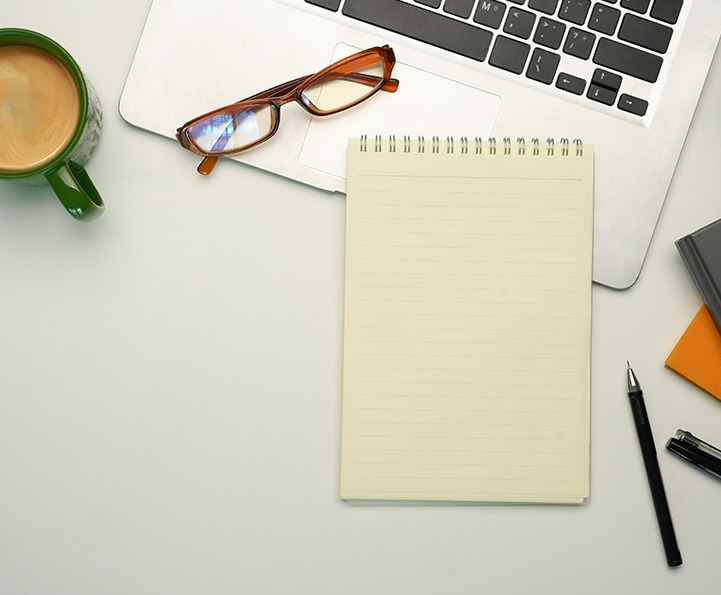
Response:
[0,28,104,221]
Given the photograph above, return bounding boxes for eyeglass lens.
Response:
[301,54,386,114]
[188,103,276,154]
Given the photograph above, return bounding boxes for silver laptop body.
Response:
[119,0,721,289]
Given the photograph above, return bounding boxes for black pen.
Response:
[626,363,683,567]
[667,429,721,480]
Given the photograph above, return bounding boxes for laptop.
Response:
[119,0,721,289]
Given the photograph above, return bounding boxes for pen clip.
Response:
[676,430,721,460]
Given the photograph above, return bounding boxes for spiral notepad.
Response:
[340,136,594,503]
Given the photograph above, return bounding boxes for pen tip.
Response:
[627,364,640,392]
[627,360,630,369]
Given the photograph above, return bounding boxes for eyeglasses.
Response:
[175,45,398,176]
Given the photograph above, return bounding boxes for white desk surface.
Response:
[2,2,721,593]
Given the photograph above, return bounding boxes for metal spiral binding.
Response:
[358,136,584,155]
[403,135,411,153]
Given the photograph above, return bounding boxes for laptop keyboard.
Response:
[304,0,686,118]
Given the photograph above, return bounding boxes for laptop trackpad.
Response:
[299,43,502,180]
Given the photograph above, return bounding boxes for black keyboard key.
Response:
[474,1,507,29]
[415,0,443,7]
[556,72,586,94]
[489,35,531,73]
[559,0,592,25]
[593,37,663,82]
[618,14,673,53]
[343,0,493,62]
[444,0,476,19]
[305,0,341,10]
[563,27,597,59]
[650,0,683,25]
[587,84,617,105]
[526,48,560,83]
[618,93,649,115]
[529,0,560,14]
[592,67,622,90]
[504,8,537,39]
[534,17,566,49]
[620,0,651,12]
[589,3,621,35]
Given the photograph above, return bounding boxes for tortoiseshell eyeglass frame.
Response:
[175,45,399,176]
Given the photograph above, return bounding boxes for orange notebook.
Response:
[666,305,721,400]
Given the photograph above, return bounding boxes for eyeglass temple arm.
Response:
[239,72,398,103]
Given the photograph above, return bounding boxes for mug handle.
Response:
[46,162,104,222]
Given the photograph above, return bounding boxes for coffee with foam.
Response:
[0,45,80,172]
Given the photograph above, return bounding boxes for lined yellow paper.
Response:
[341,137,594,503]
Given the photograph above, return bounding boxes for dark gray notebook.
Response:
[676,218,721,331]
